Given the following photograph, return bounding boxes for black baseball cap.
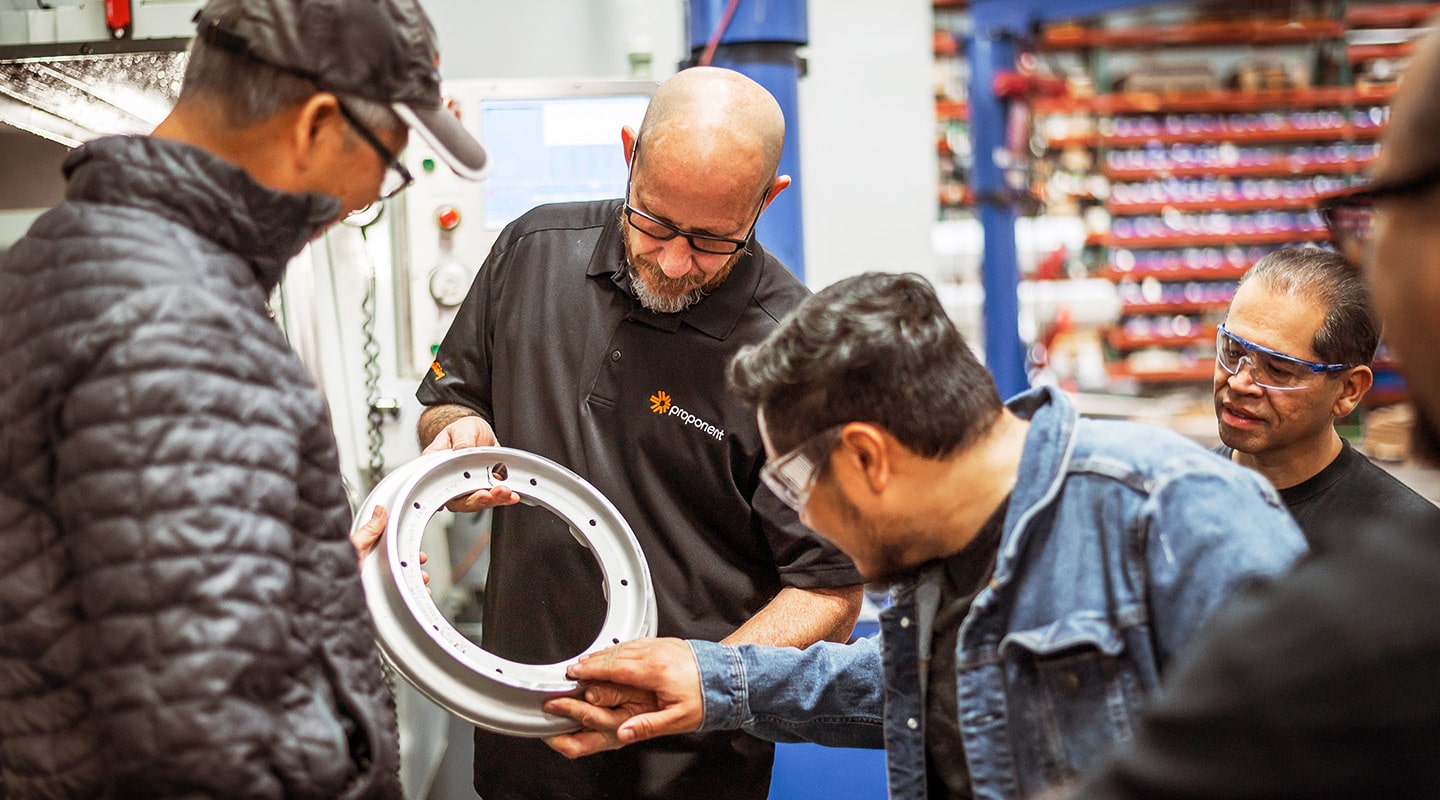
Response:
[193,0,487,179]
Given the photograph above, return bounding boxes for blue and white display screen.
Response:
[480,95,650,229]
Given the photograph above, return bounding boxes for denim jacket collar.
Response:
[979,385,1077,601]
[890,386,1076,644]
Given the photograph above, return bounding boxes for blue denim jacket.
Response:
[692,386,1306,799]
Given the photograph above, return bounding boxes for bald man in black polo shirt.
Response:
[415,67,864,800]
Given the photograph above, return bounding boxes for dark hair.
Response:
[729,272,1003,458]
[1238,247,1380,366]
[178,0,397,132]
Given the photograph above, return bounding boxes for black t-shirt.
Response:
[926,497,1008,800]
[417,200,862,800]
[1216,439,1440,554]
[1076,501,1440,799]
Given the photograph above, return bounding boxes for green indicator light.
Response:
[422,157,437,173]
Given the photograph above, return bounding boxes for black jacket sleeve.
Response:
[1077,512,1440,800]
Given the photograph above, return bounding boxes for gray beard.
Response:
[629,262,705,313]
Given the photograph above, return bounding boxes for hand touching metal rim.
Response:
[355,447,658,737]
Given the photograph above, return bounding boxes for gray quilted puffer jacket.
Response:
[0,135,402,799]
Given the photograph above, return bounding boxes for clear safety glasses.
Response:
[1216,324,1352,391]
[760,425,844,512]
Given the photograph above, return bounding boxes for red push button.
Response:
[436,205,461,232]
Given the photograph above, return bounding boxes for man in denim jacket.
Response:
[543,272,1305,800]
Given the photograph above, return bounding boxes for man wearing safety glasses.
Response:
[1049,31,1440,799]
[1059,32,1440,796]
[1212,247,1440,553]
[541,272,1305,800]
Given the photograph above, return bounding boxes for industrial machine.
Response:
[394,78,654,378]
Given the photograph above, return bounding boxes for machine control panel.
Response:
[395,78,655,378]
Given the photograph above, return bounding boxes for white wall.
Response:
[416,0,685,81]
[798,0,938,290]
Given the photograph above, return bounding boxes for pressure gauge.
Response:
[428,262,472,307]
[343,202,384,229]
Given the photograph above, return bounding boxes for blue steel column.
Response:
[688,0,807,281]
[969,0,1162,398]
[967,10,1028,398]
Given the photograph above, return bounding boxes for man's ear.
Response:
[761,175,791,211]
[1334,364,1375,418]
[291,93,346,173]
[834,423,891,497]
[621,125,638,168]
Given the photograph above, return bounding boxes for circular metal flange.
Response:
[356,447,657,737]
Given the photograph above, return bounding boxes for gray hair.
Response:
[1238,247,1379,367]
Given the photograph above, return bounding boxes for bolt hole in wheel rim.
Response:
[355,447,657,736]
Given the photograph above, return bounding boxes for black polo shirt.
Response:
[1216,440,1440,554]
[417,199,862,800]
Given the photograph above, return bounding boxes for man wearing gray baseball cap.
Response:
[191,0,486,186]
[0,1,483,798]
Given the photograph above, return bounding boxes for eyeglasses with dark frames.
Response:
[1319,161,1440,268]
[335,100,415,200]
[1216,324,1353,392]
[623,137,767,256]
[195,16,414,202]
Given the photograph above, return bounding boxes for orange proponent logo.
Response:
[430,360,446,379]
[649,389,725,442]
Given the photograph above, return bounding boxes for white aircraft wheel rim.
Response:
[356,446,657,737]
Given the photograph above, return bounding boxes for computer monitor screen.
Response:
[479,94,650,229]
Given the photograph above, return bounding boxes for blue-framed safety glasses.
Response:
[1216,324,1353,391]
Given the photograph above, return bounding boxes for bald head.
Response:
[635,67,785,198]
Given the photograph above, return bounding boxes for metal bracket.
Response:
[355,447,658,737]
[368,397,402,421]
